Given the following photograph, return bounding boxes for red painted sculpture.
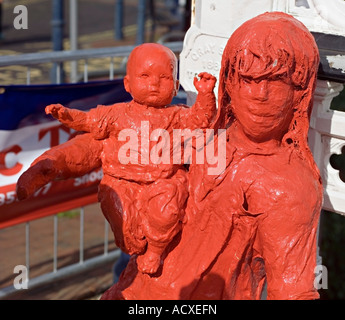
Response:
[16,12,323,300]
[18,43,217,275]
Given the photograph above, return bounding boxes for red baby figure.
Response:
[17,43,217,276]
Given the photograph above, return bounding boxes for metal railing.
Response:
[0,207,120,299]
[0,41,184,299]
[0,41,183,84]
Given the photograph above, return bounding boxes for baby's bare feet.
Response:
[137,250,162,275]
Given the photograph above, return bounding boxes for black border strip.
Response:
[312,32,345,83]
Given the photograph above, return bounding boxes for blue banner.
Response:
[0,79,132,130]
[0,79,131,227]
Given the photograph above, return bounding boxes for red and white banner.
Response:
[0,79,131,228]
[0,121,102,228]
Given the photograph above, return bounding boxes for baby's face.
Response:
[125,49,179,108]
[228,75,295,143]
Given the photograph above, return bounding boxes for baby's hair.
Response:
[126,43,178,78]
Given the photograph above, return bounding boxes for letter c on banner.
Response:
[0,145,23,176]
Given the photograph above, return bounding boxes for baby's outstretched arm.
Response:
[46,104,90,132]
[189,72,217,128]
[46,104,112,139]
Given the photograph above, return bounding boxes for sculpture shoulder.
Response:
[166,103,190,115]
[95,102,128,114]
[232,151,321,215]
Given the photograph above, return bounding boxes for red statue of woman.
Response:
[17,12,322,300]
[189,11,323,299]
[101,12,322,300]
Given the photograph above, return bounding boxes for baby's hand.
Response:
[193,72,217,94]
[45,104,68,120]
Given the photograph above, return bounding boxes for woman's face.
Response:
[227,75,295,143]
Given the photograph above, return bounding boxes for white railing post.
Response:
[53,215,58,272]
[79,207,84,264]
[25,222,30,281]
